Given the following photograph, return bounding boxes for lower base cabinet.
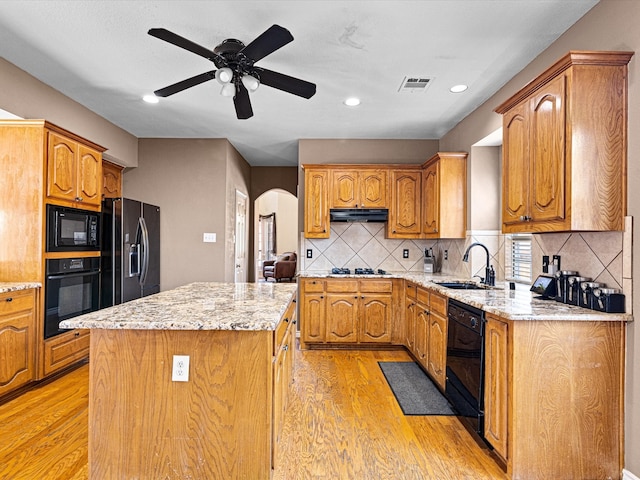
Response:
[484,313,625,480]
[0,288,37,397]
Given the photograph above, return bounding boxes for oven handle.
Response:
[47,270,100,280]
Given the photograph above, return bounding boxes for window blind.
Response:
[506,234,532,283]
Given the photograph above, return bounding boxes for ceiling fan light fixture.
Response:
[220,83,236,97]
[241,74,260,92]
[215,67,233,84]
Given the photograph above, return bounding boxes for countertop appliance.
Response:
[46,204,100,252]
[445,298,486,437]
[44,257,100,338]
[101,198,160,306]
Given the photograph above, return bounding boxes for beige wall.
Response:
[468,146,501,231]
[128,138,249,290]
[439,0,640,474]
[0,58,138,167]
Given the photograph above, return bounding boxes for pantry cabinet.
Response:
[421,152,467,239]
[0,288,37,398]
[495,50,633,233]
[330,168,388,208]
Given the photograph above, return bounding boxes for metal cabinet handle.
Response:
[519,215,532,221]
[5,297,12,302]
[75,196,83,202]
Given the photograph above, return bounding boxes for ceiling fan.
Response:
[148,25,316,119]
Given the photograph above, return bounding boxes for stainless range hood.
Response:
[329,208,388,222]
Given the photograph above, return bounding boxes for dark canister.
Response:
[579,281,604,309]
[555,270,578,303]
[592,288,626,313]
[566,276,591,306]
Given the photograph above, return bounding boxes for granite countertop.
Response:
[60,282,297,331]
[300,271,632,322]
[0,282,41,294]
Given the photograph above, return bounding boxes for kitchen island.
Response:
[61,282,297,480]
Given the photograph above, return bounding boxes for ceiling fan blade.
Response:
[239,25,294,63]
[255,68,316,99]
[148,28,224,65]
[154,71,216,97]
[234,82,254,119]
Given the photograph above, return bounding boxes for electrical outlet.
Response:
[172,355,190,382]
[403,249,409,259]
[203,232,216,243]
[542,255,550,273]
[444,250,448,260]
[306,249,312,259]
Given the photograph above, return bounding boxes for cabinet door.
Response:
[422,161,439,237]
[388,170,422,238]
[0,289,36,396]
[405,300,416,353]
[427,311,447,390]
[331,170,358,208]
[359,293,392,343]
[359,170,388,208]
[47,132,78,203]
[301,293,325,344]
[77,145,102,207]
[529,74,566,223]
[304,169,330,238]
[484,316,508,461]
[502,102,529,227]
[325,294,358,343]
[102,160,123,198]
[414,305,429,368]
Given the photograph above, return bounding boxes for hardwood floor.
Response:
[0,345,507,479]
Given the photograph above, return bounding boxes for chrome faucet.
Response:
[462,242,494,286]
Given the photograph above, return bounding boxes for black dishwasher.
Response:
[445,298,486,437]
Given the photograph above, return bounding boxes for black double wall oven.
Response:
[44,205,101,339]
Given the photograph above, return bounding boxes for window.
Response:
[505,234,532,283]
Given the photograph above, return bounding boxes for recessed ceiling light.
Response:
[449,84,468,93]
[344,97,361,107]
[143,94,159,104]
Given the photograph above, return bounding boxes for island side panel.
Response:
[509,320,624,480]
[88,328,272,479]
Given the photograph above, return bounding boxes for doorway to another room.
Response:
[255,189,298,282]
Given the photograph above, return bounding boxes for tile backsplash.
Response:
[300,217,633,314]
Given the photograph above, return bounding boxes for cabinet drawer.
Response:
[359,279,392,293]
[416,287,430,306]
[0,290,34,315]
[326,280,359,293]
[430,293,447,316]
[405,282,417,300]
[303,279,325,293]
[42,329,90,377]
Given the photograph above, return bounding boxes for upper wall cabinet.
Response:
[47,131,103,209]
[102,160,124,199]
[303,166,330,238]
[388,169,422,238]
[421,152,467,239]
[330,168,388,209]
[495,50,634,233]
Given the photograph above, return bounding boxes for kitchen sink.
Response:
[433,281,488,290]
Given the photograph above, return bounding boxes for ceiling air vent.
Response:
[398,76,433,93]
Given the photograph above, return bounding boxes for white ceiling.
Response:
[0,1,598,166]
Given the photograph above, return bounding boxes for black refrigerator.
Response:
[101,198,160,307]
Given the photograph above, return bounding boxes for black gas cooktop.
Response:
[331,267,387,275]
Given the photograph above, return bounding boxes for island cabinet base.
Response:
[88,328,273,479]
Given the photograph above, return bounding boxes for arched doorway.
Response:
[254,189,298,282]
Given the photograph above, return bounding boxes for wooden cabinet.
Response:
[421,152,467,239]
[42,329,90,377]
[303,167,330,238]
[404,283,417,351]
[495,50,633,233]
[0,289,37,397]
[388,169,422,238]
[47,131,103,209]
[102,160,124,198]
[484,313,508,462]
[331,168,388,208]
[300,278,393,347]
[426,292,447,389]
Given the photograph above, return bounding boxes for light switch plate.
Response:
[203,233,217,243]
[172,355,190,382]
